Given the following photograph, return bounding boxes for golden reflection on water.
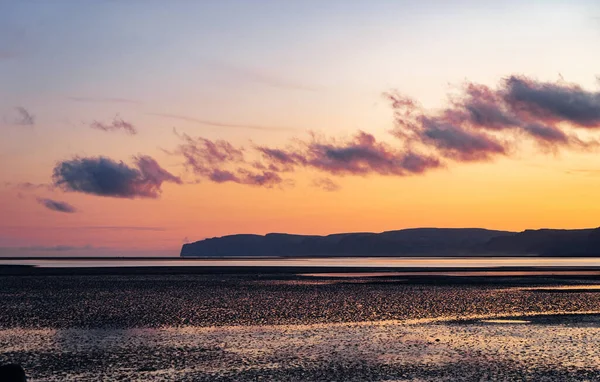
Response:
[3,311,600,380]
[300,270,600,277]
[480,319,531,324]
[3,257,600,269]
[520,285,600,291]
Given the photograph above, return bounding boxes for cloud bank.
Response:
[52,156,181,198]
[166,75,600,190]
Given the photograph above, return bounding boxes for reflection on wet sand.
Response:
[480,319,531,324]
[519,284,600,292]
[3,273,600,380]
[300,270,600,277]
[2,312,600,381]
[3,256,600,269]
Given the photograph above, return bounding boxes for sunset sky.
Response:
[1,0,600,256]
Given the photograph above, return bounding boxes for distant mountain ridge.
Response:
[180,227,600,257]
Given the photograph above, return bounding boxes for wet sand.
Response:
[2,272,600,380]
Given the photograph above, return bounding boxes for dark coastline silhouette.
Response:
[182,227,600,257]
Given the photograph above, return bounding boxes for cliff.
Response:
[181,227,600,257]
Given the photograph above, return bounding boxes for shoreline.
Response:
[3,271,600,380]
[3,264,600,276]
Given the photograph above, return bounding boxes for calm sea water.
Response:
[1,257,600,268]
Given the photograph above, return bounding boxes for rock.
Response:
[0,364,27,382]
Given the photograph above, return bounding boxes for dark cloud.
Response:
[149,112,295,132]
[299,132,441,176]
[255,146,307,172]
[446,83,521,130]
[390,94,510,162]
[312,177,341,192]
[167,75,600,190]
[236,169,283,187]
[172,130,441,187]
[521,123,569,145]
[136,155,182,185]
[197,168,284,188]
[389,75,600,158]
[503,76,600,128]
[37,198,77,213]
[90,115,137,134]
[256,132,441,176]
[417,118,506,161]
[14,106,35,126]
[208,169,241,183]
[52,155,181,198]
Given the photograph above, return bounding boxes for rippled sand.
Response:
[2,274,600,380]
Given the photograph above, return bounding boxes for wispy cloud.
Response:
[312,177,341,192]
[7,244,101,252]
[203,59,318,92]
[90,115,137,135]
[0,225,167,231]
[68,96,140,104]
[4,182,53,191]
[148,112,295,132]
[52,155,182,198]
[77,226,167,231]
[168,129,285,188]
[36,198,77,213]
[13,106,35,126]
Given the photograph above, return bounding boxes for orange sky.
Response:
[1,1,600,256]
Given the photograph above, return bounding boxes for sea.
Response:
[1,256,600,269]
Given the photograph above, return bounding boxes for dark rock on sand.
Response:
[0,364,26,382]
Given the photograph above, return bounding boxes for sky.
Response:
[1,0,600,256]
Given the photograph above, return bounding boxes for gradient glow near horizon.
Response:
[1,0,600,256]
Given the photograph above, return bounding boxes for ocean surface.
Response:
[2,256,600,268]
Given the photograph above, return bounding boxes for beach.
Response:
[2,271,600,380]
